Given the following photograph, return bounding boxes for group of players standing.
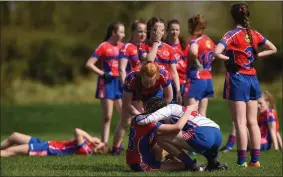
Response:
[85,2,278,171]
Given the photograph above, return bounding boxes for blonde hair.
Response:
[262,91,276,110]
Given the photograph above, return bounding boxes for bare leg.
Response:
[199,98,208,116]
[100,99,114,144]
[1,144,29,157]
[246,100,261,150]
[112,101,143,149]
[1,132,32,150]
[277,132,283,151]
[158,162,185,171]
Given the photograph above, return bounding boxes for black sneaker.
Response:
[205,161,228,172]
[186,159,204,172]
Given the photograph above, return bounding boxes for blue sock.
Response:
[237,150,247,165]
[250,149,260,163]
[226,134,236,149]
[177,151,194,166]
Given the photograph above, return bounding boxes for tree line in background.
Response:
[1,1,282,89]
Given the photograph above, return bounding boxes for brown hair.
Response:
[262,91,276,110]
[166,19,187,50]
[231,2,258,60]
[135,62,160,101]
[147,17,165,40]
[188,13,206,37]
[103,22,124,41]
[130,19,146,41]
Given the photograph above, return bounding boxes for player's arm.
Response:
[257,40,277,58]
[136,106,173,125]
[123,91,141,116]
[276,132,283,151]
[119,58,128,85]
[267,121,279,150]
[214,43,229,60]
[163,84,173,104]
[156,103,198,134]
[170,63,182,104]
[74,128,97,145]
[85,57,105,76]
[190,43,204,71]
[140,42,159,62]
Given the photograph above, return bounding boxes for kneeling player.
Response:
[136,97,228,172]
[126,102,204,172]
[0,128,108,157]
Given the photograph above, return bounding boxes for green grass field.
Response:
[1,100,282,176]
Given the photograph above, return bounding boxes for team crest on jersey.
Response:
[133,49,138,54]
[244,34,250,43]
[163,51,170,56]
[206,40,211,48]
[174,53,181,60]
[106,48,112,53]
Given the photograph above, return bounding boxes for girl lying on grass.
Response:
[1,128,109,157]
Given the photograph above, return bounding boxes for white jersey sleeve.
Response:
[136,104,184,125]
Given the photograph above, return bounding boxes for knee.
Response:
[103,116,112,123]
[9,132,20,140]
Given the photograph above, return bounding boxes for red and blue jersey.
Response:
[258,108,279,145]
[126,121,162,170]
[170,43,188,84]
[48,139,94,155]
[219,27,266,75]
[188,36,215,80]
[138,42,177,77]
[92,41,124,77]
[123,69,172,96]
[119,42,141,72]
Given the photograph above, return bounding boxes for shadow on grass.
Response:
[43,163,131,173]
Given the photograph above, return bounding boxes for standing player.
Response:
[139,17,182,104]
[86,22,125,149]
[112,62,173,155]
[119,19,147,84]
[165,19,189,104]
[1,128,107,157]
[112,19,146,154]
[183,14,215,116]
[214,2,277,167]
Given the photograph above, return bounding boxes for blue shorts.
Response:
[223,72,261,102]
[171,83,185,104]
[96,76,123,100]
[183,127,222,156]
[28,137,49,156]
[184,79,214,100]
[260,143,271,151]
[132,90,164,103]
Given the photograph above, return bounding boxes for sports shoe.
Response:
[189,151,197,156]
[238,162,247,168]
[248,161,260,167]
[219,146,232,153]
[186,159,204,172]
[205,157,228,171]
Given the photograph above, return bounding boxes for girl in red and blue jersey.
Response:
[119,19,147,85]
[111,62,173,156]
[165,19,189,104]
[184,14,215,116]
[1,128,107,157]
[139,17,182,104]
[126,99,200,172]
[258,91,282,151]
[214,2,277,167]
[112,19,147,155]
[86,22,125,147]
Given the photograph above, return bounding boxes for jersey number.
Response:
[244,46,255,67]
[200,51,213,69]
